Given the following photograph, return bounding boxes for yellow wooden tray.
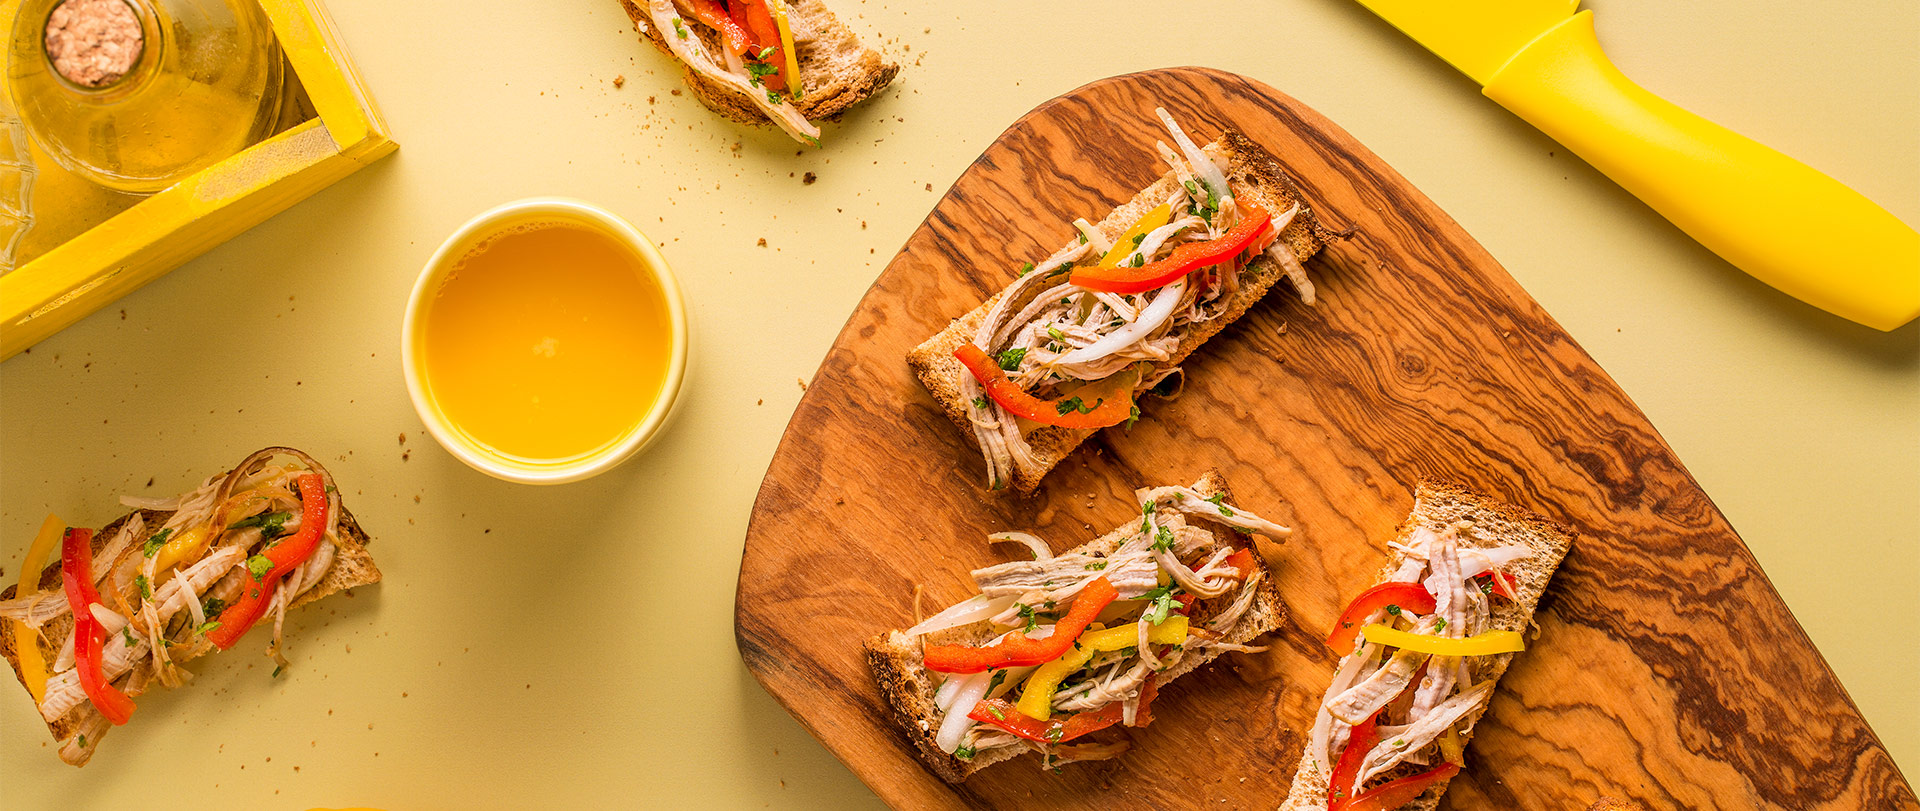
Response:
[0,0,395,360]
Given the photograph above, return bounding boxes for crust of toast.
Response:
[1277,478,1575,811]
[620,0,899,127]
[908,130,1335,492]
[0,460,381,765]
[864,471,1288,782]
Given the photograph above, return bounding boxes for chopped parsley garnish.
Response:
[1204,492,1235,517]
[1142,584,1179,624]
[1128,253,1146,267]
[746,61,779,87]
[77,734,86,748]
[193,620,221,636]
[202,596,228,616]
[1140,499,1156,534]
[232,510,293,538]
[1130,232,1146,247]
[1054,396,1099,416]
[971,396,989,410]
[123,627,138,647]
[134,574,150,600]
[1076,233,1088,245]
[1019,261,1036,276]
[1123,404,1142,430]
[141,528,174,557]
[988,705,1006,720]
[1386,604,1401,616]
[1016,603,1038,632]
[672,18,689,39]
[986,669,1007,694]
[246,554,274,580]
[996,348,1027,371]
[757,46,777,60]
[272,665,284,678]
[1046,325,1066,342]
[1084,560,1107,571]
[1045,726,1064,742]
[954,744,976,760]
[1152,526,1176,553]
[1434,618,1449,631]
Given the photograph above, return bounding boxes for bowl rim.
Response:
[400,197,689,485]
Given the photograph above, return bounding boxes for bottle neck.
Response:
[41,0,155,96]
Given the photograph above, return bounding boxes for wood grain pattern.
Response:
[735,68,1916,810]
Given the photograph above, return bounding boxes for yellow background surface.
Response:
[2,0,1914,807]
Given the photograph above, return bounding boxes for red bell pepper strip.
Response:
[731,0,789,91]
[952,344,1137,430]
[1069,204,1273,294]
[206,473,330,650]
[1476,571,1518,600]
[1342,762,1462,811]
[1325,582,1438,656]
[683,0,755,57]
[924,577,1117,674]
[967,674,1159,744]
[60,528,136,725]
[1172,593,1197,617]
[1328,707,1381,810]
[1222,547,1257,580]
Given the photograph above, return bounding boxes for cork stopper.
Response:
[45,0,143,88]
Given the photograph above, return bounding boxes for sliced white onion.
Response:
[935,671,991,754]
[1056,278,1186,366]
[1119,220,1195,268]
[988,531,1054,562]
[904,594,1018,638]
[54,632,76,671]
[1072,218,1112,256]
[89,604,128,633]
[119,494,180,511]
[178,572,206,627]
[934,673,964,712]
[1157,107,1231,208]
[1459,545,1534,579]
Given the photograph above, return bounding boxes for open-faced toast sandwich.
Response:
[866,471,1290,781]
[1281,478,1574,811]
[910,109,1336,491]
[0,447,380,766]
[620,0,898,144]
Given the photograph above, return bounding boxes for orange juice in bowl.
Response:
[403,199,687,484]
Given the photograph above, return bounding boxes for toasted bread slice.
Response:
[909,130,1334,492]
[865,471,1287,782]
[1277,478,1575,811]
[620,0,898,130]
[0,454,381,766]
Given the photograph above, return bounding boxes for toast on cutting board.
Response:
[867,471,1290,781]
[910,112,1336,492]
[1279,478,1574,811]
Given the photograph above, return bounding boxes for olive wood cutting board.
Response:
[735,67,1915,810]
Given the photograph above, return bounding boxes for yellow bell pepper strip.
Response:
[924,577,1118,674]
[206,474,329,650]
[62,527,136,724]
[769,0,801,97]
[1342,762,1461,811]
[1360,624,1524,656]
[1070,204,1272,294]
[1014,615,1188,720]
[13,514,64,703]
[1097,204,1173,267]
[953,344,1139,430]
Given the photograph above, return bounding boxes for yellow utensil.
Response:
[1355,0,1920,331]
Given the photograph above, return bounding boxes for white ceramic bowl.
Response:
[401,198,688,484]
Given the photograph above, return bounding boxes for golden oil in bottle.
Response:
[7,0,286,194]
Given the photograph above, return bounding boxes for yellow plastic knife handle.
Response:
[1483,11,1920,331]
